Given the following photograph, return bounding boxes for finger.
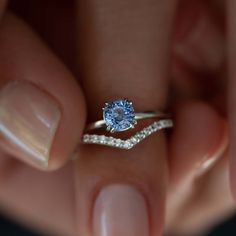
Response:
[0,13,85,170]
[169,101,228,186]
[167,154,234,236]
[172,0,225,100]
[174,0,224,71]
[166,102,228,232]
[9,0,77,72]
[75,0,176,236]
[227,0,236,199]
[0,162,77,236]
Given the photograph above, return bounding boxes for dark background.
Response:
[0,213,236,236]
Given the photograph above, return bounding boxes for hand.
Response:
[0,1,233,236]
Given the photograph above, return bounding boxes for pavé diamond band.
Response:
[82,99,173,149]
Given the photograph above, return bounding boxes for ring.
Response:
[82,99,173,149]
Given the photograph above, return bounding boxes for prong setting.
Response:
[103,99,135,132]
[110,128,115,133]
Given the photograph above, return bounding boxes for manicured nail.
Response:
[0,81,61,168]
[93,184,149,236]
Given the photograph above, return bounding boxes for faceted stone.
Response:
[83,134,90,142]
[99,135,106,144]
[103,99,135,132]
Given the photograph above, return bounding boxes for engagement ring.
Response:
[82,99,173,149]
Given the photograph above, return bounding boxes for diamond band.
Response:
[83,119,173,149]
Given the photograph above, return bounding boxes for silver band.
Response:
[87,111,169,131]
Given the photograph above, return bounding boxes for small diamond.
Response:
[114,139,122,147]
[146,126,153,134]
[139,131,146,138]
[134,134,142,140]
[99,135,106,144]
[123,142,132,149]
[153,122,160,130]
[130,137,138,144]
[91,135,98,143]
[83,134,90,142]
[103,99,135,132]
[120,140,126,147]
[107,137,115,146]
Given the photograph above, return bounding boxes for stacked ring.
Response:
[82,99,173,150]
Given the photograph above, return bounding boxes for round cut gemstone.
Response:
[103,99,135,132]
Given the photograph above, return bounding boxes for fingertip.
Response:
[169,101,227,185]
[0,13,86,170]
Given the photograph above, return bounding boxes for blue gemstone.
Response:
[103,99,135,132]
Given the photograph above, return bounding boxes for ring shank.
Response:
[86,111,169,131]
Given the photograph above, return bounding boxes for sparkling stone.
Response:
[134,134,142,140]
[83,134,90,142]
[138,131,146,138]
[114,139,122,147]
[99,135,106,144]
[145,127,153,135]
[103,99,135,132]
[130,137,138,144]
[124,142,132,149]
[120,140,126,146]
[151,123,158,131]
[91,135,98,143]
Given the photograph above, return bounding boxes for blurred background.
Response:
[0,213,236,236]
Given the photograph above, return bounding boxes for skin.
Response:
[0,0,233,236]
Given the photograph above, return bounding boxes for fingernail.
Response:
[93,184,149,236]
[0,81,61,168]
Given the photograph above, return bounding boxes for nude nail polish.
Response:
[0,81,61,168]
[93,184,149,236]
